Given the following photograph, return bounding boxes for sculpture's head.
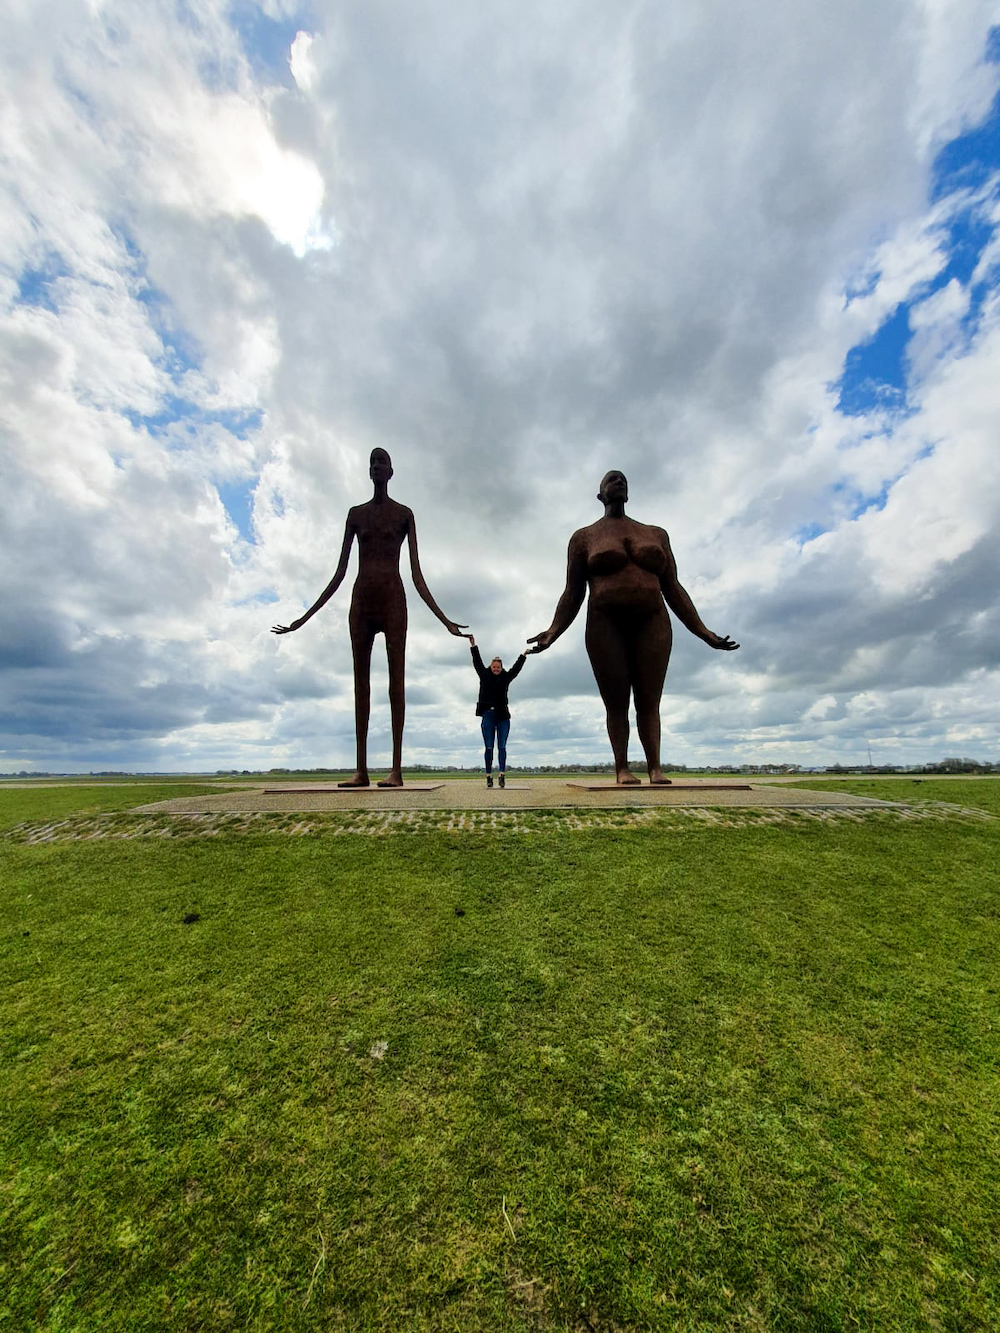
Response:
[370,448,393,484]
[490,657,503,674]
[598,470,628,506]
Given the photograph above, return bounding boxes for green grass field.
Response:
[2,779,998,1331]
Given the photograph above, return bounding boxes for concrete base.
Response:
[262,784,444,794]
[134,778,899,816]
[566,781,753,792]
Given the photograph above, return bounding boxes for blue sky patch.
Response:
[125,399,263,441]
[132,285,204,379]
[931,87,1000,200]
[836,40,1000,419]
[850,482,890,519]
[234,588,279,606]
[835,191,997,416]
[794,521,828,547]
[230,2,313,87]
[940,205,994,287]
[16,264,61,313]
[218,479,258,544]
[837,304,910,416]
[843,268,880,305]
[938,200,995,346]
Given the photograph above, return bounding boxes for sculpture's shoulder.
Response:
[353,498,411,531]
[635,519,671,547]
[570,518,606,548]
[572,517,647,552]
[387,500,414,536]
[375,496,412,521]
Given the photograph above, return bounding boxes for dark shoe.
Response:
[486,775,493,788]
[498,774,505,788]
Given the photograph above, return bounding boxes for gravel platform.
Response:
[133,779,897,816]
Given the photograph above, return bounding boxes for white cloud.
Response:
[289,31,318,93]
[2,0,999,772]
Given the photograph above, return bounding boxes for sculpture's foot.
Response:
[377,770,404,788]
[616,768,642,786]
[648,771,672,786]
[338,772,370,788]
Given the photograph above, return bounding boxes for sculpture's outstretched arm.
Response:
[272,512,358,635]
[406,512,470,637]
[527,531,587,653]
[658,532,740,651]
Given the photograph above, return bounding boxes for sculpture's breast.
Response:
[587,544,630,576]
[627,541,668,576]
[356,509,409,552]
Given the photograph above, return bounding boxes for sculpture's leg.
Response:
[585,607,640,784]
[633,609,672,784]
[340,617,376,787]
[378,605,407,788]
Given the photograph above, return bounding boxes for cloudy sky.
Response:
[2,0,999,773]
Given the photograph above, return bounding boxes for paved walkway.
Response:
[134,778,896,816]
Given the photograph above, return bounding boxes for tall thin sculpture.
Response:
[272,449,469,786]
[528,469,739,785]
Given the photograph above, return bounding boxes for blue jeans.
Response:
[481,710,510,773]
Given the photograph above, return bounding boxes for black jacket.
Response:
[471,646,526,721]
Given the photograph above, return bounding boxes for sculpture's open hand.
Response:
[705,632,740,651]
[527,630,553,654]
[445,621,472,638]
[271,620,302,635]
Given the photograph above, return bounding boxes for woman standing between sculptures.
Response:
[272,448,469,787]
[528,470,738,785]
[467,635,527,788]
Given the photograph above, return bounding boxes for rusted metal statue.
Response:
[272,448,469,786]
[528,470,739,785]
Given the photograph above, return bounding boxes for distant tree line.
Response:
[214,758,1000,776]
[4,756,999,779]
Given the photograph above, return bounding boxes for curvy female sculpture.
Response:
[528,470,738,785]
[272,448,468,787]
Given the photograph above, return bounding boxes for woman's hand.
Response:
[468,634,476,647]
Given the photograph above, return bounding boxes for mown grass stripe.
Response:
[2,800,994,844]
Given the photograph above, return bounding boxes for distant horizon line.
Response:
[2,758,998,779]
